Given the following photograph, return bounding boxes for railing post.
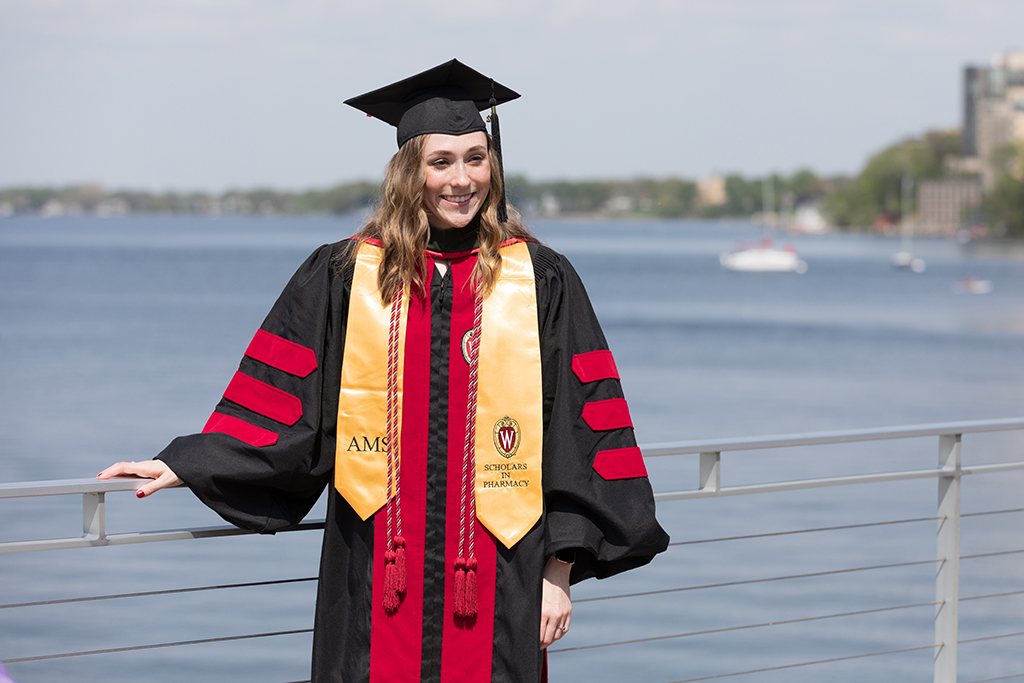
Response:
[699,452,721,493]
[934,434,961,683]
[83,492,105,541]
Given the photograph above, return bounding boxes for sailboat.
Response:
[720,177,808,274]
[719,237,808,273]
[891,174,925,272]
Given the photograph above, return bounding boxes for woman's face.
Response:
[421,131,491,230]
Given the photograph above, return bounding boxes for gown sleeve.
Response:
[156,242,350,533]
[531,243,670,583]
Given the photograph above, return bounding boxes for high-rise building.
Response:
[962,66,984,157]
[961,51,1024,184]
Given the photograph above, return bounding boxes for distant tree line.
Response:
[0,182,378,217]
[0,173,842,220]
[505,171,837,219]
[3,130,1023,235]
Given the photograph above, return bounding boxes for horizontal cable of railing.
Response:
[659,643,940,683]
[575,557,940,604]
[668,515,940,546]
[962,548,1024,561]
[0,577,318,610]
[551,600,939,653]
[958,631,1024,645]
[963,507,1024,518]
[2,628,313,664]
[963,674,1024,683]
[961,589,1024,602]
[670,507,1024,548]
[578,548,1024,605]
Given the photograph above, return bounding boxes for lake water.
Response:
[2,216,1023,682]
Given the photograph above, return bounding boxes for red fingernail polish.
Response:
[136,490,145,498]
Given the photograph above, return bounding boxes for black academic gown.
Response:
[157,235,669,683]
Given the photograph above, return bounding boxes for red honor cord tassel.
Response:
[383,550,400,612]
[453,556,479,618]
[453,557,467,616]
[394,535,407,594]
[454,557,467,615]
[463,556,478,617]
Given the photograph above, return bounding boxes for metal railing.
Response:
[3,417,1024,683]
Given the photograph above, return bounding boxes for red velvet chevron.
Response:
[202,412,279,447]
[223,371,303,426]
[244,329,318,377]
[571,350,619,383]
[581,398,633,431]
[592,447,648,480]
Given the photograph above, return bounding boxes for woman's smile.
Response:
[441,193,474,206]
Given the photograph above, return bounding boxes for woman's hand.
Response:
[539,554,572,649]
[97,460,182,498]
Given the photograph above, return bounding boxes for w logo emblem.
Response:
[492,416,521,459]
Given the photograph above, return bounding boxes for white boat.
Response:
[720,238,808,274]
[891,250,926,272]
[954,276,993,294]
[892,175,925,272]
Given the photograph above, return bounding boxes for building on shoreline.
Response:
[917,177,983,236]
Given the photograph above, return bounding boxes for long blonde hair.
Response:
[355,133,535,303]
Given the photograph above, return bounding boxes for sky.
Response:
[1,0,1023,192]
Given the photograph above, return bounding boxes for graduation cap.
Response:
[345,59,519,221]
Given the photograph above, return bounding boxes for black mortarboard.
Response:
[344,59,519,148]
[345,59,519,221]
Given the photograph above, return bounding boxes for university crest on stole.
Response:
[492,416,521,459]
[461,329,475,365]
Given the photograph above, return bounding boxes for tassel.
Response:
[489,83,509,224]
[453,557,467,616]
[383,550,400,612]
[454,556,479,618]
[394,535,407,595]
[463,556,478,617]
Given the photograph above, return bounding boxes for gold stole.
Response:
[335,240,543,549]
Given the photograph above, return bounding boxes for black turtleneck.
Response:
[424,217,481,254]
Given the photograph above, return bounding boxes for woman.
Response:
[99,60,668,683]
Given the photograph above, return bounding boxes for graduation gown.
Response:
[156,236,669,683]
